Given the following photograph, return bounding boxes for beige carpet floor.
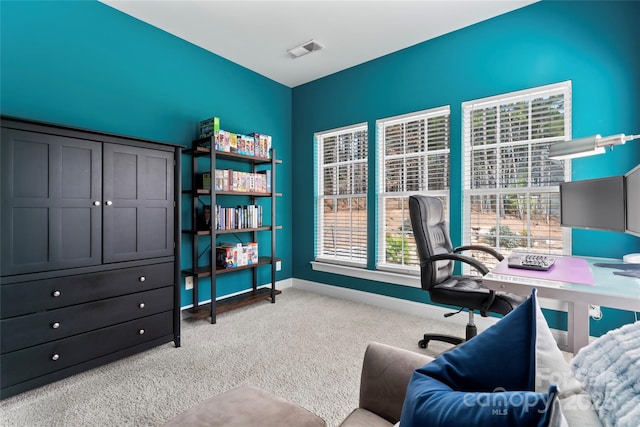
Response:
[0,287,467,427]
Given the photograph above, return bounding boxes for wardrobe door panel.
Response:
[1,129,102,275]
[102,144,174,263]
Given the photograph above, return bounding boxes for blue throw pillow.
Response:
[399,289,566,427]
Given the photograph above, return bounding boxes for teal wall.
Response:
[291,0,640,336]
[2,0,638,335]
[0,0,293,307]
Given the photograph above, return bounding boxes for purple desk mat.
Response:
[492,255,595,285]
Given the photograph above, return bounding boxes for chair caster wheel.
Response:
[418,340,428,349]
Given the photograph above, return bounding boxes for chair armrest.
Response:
[425,253,489,275]
[454,245,504,261]
[358,342,433,424]
[426,253,498,314]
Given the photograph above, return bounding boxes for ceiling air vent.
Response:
[287,40,325,59]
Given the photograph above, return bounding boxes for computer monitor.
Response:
[625,164,640,237]
[560,175,625,232]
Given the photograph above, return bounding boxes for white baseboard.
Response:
[292,279,499,330]
[275,278,294,290]
[291,278,572,352]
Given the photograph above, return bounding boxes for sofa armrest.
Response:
[358,342,433,424]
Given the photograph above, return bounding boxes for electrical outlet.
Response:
[276,261,282,271]
[185,276,194,290]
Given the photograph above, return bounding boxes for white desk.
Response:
[483,256,640,353]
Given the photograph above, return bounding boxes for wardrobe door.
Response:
[102,143,174,263]
[1,129,102,275]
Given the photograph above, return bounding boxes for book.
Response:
[249,133,272,158]
[216,242,258,267]
[197,172,211,190]
[199,116,220,139]
[256,170,271,193]
[247,242,258,264]
[198,205,212,230]
[216,245,237,268]
[214,169,230,191]
[214,204,262,230]
[230,133,238,153]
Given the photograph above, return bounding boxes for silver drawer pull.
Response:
[105,200,113,206]
[139,276,146,282]
[93,201,101,206]
[52,290,61,298]
[139,303,145,309]
[52,322,60,329]
[138,329,145,335]
[51,354,60,361]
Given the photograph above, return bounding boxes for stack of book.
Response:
[214,204,263,230]
[211,130,272,159]
[197,116,272,159]
[214,169,271,193]
[216,242,258,268]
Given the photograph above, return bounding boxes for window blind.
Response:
[315,123,368,266]
[462,82,571,270]
[376,107,450,272]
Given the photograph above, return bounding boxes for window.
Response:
[377,107,451,272]
[315,123,368,266]
[462,82,571,270]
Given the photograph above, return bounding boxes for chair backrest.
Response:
[409,195,454,290]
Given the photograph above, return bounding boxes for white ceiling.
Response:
[101,0,538,88]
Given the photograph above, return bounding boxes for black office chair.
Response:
[408,195,525,349]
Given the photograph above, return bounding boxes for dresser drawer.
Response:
[0,311,173,388]
[1,286,173,353]
[1,262,174,318]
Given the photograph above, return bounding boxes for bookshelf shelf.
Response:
[185,143,282,164]
[183,257,282,277]
[181,226,282,236]
[182,141,281,324]
[185,287,283,320]
[189,190,280,197]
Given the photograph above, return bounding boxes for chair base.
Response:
[419,320,478,349]
[419,334,463,348]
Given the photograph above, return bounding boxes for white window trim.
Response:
[461,81,573,267]
[314,122,368,267]
[310,260,421,288]
[461,81,572,112]
[376,106,451,272]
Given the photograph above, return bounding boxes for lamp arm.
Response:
[597,133,640,148]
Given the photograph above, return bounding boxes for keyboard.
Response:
[507,254,556,271]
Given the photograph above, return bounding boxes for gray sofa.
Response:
[162,341,427,427]
[164,339,608,426]
[341,341,606,427]
[339,342,433,427]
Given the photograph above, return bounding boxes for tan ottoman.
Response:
[163,384,326,427]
